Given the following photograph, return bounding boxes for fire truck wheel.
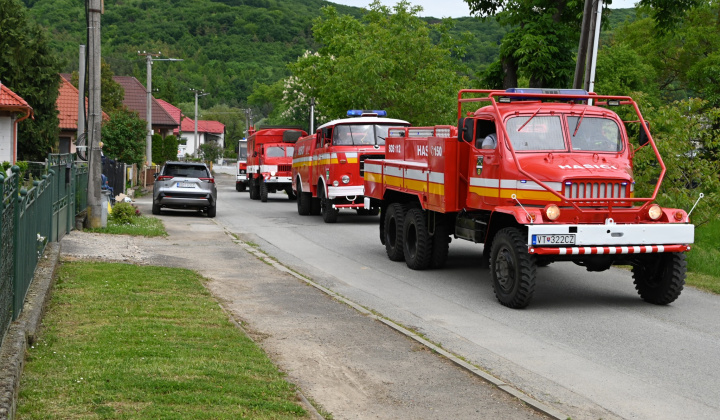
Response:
[632,252,686,305]
[430,223,450,269]
[384,203,406,261]
[297,183,310,215]
[249,179,259,200]
[286,188,296,200]
[260,181,268,202]
[403,208,432,270]
[310,197,321,215]
[319,188,338,223]
[490,228,537,309]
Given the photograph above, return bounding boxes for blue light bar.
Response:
[347,110,387,117]
[505,88,588,96]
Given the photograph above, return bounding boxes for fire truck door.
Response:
[471,118,501,206]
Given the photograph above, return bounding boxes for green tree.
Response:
[198,142,223,163]
[281,1,469,126]
[71,59,125,112]
[101,109,147,166]
[0,0,60,160]
[162,135,179,163]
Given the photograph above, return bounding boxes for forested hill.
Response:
[23,0,634,109]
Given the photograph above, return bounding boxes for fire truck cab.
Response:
[292,110,409,223]
[246,127,307,202]
[235,137,248,192]
[364,88,695,308]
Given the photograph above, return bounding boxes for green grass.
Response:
[686,218,720,294]
[17,262,309,420]
[87,215,167,237]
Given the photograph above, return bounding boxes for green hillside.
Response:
[23,0,506,109]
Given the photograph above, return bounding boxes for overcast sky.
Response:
[330,0,638,19]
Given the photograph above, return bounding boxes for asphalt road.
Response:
[212,170,720,420]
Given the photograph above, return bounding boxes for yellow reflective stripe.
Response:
[428,182,444,196]
[404,178,426,192]
[385,175,403,188]
[365,172,382,183]
[499,189,561,201]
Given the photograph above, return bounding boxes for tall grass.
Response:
[17,262,308,419]
[686,218,720,293]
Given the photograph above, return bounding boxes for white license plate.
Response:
[177,182,194,188]
[532,234,576,245]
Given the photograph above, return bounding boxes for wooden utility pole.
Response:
[573,0,594,89]
[86,0,103,228]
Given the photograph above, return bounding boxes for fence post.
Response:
[11,166,22,320]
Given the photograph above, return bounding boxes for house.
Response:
[156,98,225,157]
[56,76,109,155]
[112,76,178,137]
[0,82,33,164]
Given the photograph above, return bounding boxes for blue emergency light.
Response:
[347,110,387,117]
[500,88,589,103]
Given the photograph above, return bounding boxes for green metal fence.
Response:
[0,154,88,345]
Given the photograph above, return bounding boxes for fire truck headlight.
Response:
[333,180,339,187]
[271,171,276,176]
[341,175,350,184]
[648,204,663,220]
[544,204,561,221]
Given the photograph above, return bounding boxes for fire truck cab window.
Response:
[266,146,288,157]
[506,115,565,151]
[568,117,622,152]
[334,124,374,146]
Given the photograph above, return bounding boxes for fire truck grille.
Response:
[277,164,292,173]
[359,154,384,176]
[563,180,630,204]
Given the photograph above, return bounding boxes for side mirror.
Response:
[252,151,258,157]
[153,173,158,179]
[459,118,475,143]
[639,121,651,146]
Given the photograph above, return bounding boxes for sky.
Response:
[330,0,639,19]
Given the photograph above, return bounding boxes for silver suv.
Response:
[152,162,217,217]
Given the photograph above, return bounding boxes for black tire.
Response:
[237,182,246,192]
[632,253,686,305]
[310,196,321,215]
[207,205,216,218]
[236,182,242,192]
[249,178,259,200]
[286,186,297,200]
[367,207,380,216]
[319,187,338,223]
[430,222,450,269]
[152,200,160,215]
[260,180,268,202]
[403,208,432,270]
[297,182,310,215]
[490,227,536,309]
[384,203,406,261]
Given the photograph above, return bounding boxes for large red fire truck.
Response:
[235,137,248,192]
[364,88,695,308]
[246,127,307,202]
[292,110,409,223]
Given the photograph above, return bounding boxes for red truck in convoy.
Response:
[247,127,307,202]
[364,88,695,308]
[235,137,248,192]
[292,110,409,222]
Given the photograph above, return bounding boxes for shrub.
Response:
[110,202,139,224]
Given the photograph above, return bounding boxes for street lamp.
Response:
[191,88,210,157]
[138,51,183,167]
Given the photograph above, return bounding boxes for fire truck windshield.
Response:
[266,146,294,157]
[506,116,565,151]
[333,124,398,146]
[568,116,622,152]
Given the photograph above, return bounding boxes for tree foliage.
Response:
[71,59,125,112]
[279,1,470,127]
[101,108,147,166]
[1,0,60,161]
[151,134,179,165]
[198,142,223,163]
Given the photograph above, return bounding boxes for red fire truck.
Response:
[246,127,307,202]
[364,88,695,308]
[292,110,409,223]
[235,137,248,192]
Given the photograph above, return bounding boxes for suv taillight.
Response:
[158,175,174,181]
[200,177,215,184]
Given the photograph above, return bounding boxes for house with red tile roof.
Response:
[156,98,225,158]
[0,82,33,164]
[56,77,109,155]
[113,76,178,137]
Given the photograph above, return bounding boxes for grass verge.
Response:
[686,218,720,294]
[17,262,309,420]
[86,216,167,237]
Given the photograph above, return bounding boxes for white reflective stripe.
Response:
[621,247,629,254]
[293,156,312,164]
[500,179,562,191]
[470,177,500,188]
[584,247,592,254]
[331,153,338,159]
[364,163,383,174]
[658,245,664,252]
[345,152,358,158]
[385,166,403,177]
[260,165,279,172]
[428,172,444,184]
[404,169,427,182]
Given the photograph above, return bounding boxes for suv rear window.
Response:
[164,164,209,178]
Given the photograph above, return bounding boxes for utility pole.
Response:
[86,0,103,228]
[191,89,209,157]
[309,97,315,134]
[77,45,86,145]
[138,52,183,167]
[573,0,594,89]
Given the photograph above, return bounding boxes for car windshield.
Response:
[333,124,399,146]
[567,116,622,152]
[266,146,293,157]
[164,164,209,178]
[505,116,565,151]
